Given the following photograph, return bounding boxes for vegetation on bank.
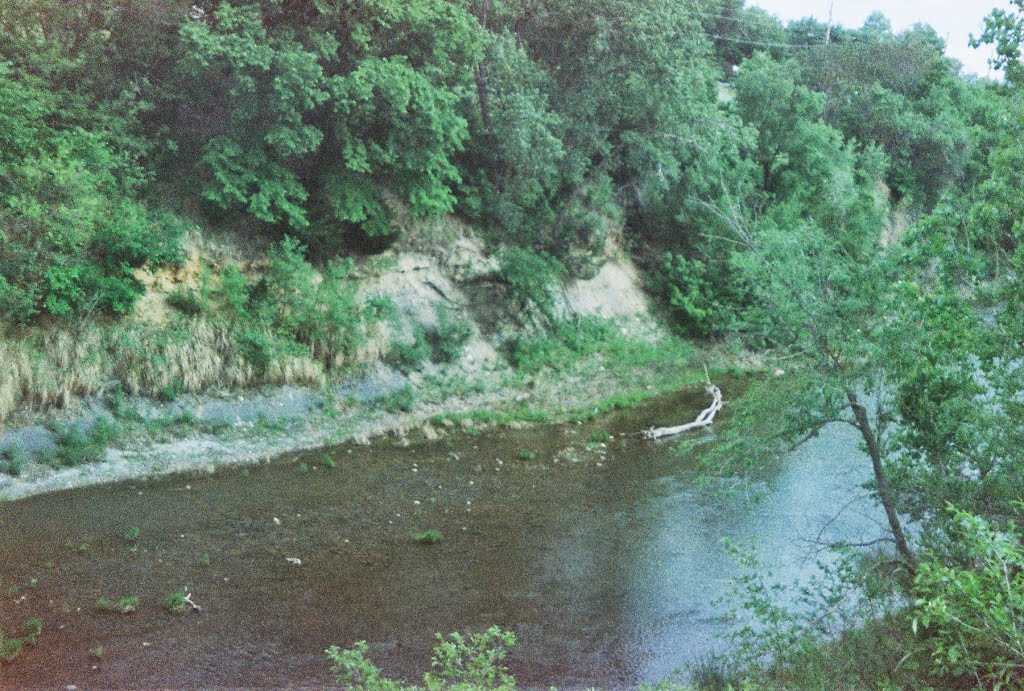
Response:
[2,0,1024,687]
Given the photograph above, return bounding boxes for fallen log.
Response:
[643,384,722,440]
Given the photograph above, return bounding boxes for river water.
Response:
[0,389,881,688]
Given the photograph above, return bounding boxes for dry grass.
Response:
[0,316,375,421]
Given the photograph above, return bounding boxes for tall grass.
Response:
[0,317,372,422]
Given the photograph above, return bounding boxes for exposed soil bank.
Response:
[0,388,880,689]
[0,336,715,502]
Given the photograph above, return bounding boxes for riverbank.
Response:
[0,328,747,502]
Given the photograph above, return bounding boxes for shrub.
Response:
[0,66,186,322]
[166,287,206,316]
[428,305,473,364]
[0,635,23,663]
[392,328,432,374]
[220,238,365,376]
[115,596,139,614]
[3,443,29,477]
[651,252,715,336]
[327,626,516,690]
[913,510,1024,686]
[499,247,564,319]
[50,417,119,468]
[381,386,416,414]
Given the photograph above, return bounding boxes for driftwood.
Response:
[183,587,202,612]
[643,384,722,440]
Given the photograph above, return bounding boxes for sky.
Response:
[747,0,1016,77]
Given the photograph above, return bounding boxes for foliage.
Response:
[392,328,433,374]
[2,443,29,477]
[176,0,481,244]
[380,386,416,414]
[427,306,473,364]
[47,417,120,468]
[213,237,366,375]
[973,1,1024,85]
[0,62,186,323]
[651,253,716,336]
[498,248,563,319]
[796,21,973,207]
[327,626,516,690]
[913,510,1024,687]
[0,634,23,663]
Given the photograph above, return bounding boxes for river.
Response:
[0,389,881,688]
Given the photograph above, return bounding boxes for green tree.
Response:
[0,62,184,323]
[972,0,1024,85]
[177,0,482,248]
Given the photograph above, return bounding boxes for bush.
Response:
[2,443,29,477]
[381,386,416,414]
[499,248,564,319]
[428,305,473,364]
[0,64,186,322]
[0,635,23,663]
[166,287,207,316]
[327,626,516,690]
[913,510,1024,686]
[50,417,119,468]
[219,238,365,375]
[392,329,432,374]
[22,618,42,646]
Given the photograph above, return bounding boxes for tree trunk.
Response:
[846,388,917,573]
[474,0,494,142]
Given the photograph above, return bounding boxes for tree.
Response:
[0,62,184,323]
[798,19,974,207]
[972,0,1024,85]
[176,0,483,247]
[696,53,926,571]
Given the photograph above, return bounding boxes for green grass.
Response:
[96,596,139,615]
[163,591,187,613]
[45,417,120,468]
[321,453,337,469]
[0,635,23,662]
[411,529,443,545]
[23,618,42,645]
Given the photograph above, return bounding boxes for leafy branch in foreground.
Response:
[327,626,516,690]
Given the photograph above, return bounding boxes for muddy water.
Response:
[0,390,880,689]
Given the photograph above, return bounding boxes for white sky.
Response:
[747,0,1015,77]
